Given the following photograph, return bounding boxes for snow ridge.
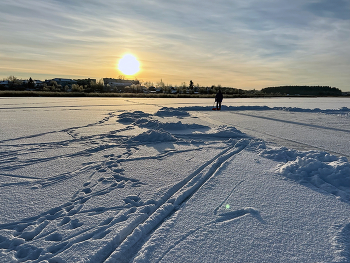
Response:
[249,141,350,202]
[129,129,177,143]
[177,105,350,115]
[330,223,350,263]
[154,107,190,117]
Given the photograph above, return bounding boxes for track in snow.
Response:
[99,139,250,262]
[198,111,350,158]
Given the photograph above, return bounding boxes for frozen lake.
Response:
[2,97,350,156]
[1,96,350,110]
[0,97,349,262]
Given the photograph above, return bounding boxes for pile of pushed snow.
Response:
[259,145,307,163]
[278,154,350,201]
[134,118,207,130]
[133,118,160,129]
[194,125,247,138]
[129,129,176,143]
[252,143,350,201]
[178,105,350,115]
[118,111,152,124]
[154,107,190,117]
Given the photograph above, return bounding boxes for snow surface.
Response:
[0,97,349,263]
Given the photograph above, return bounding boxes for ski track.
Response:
[154,207,262,263]
[234,112,350,134]
[100,139,250,262]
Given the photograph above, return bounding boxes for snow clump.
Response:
[279,153,350,201]
[129,129,177,143]
[154,107,190,117]
[194,125,248,138]
[134,118,207,130]
[249,142,350,201]
[118,111,152,124]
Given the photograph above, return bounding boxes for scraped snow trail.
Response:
[0,97,349,263]
[207,110,350,158]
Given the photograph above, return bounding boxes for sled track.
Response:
[197,111,350,158]
[91,139,250,263]
[231,112,350,158]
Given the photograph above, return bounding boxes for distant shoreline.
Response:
[1,91,344,98]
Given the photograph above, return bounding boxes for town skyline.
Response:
[1,1,350,91]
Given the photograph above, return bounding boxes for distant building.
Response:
[0,79,25,90]
[49,78,77,88]
[34,80,44,86]
[103,78,139,88]
[75,78,96,85]
[0,80,9,90]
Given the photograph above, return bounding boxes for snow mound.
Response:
[194,125,247,138]
[134,118,207,130]
[159,121,205,130]
[129,129,177,143]
[154,107,190,117]
[260,146,330,163]
[133,118,160,129]
[118,111,152,124]
[247,141,350,201]
[279,154,350,201]
[249,140,339,163]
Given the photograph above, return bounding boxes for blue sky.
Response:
[1,0,349,90]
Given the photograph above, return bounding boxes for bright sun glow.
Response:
[118,54,140,75]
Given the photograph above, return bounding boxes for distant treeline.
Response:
[262,86,342,96]
[1,76,346,97]
[0,90,277,98]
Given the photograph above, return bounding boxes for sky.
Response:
[1,0,350,91]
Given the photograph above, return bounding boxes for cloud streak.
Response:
[0,0,349,90]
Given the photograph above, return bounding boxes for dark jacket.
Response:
[215,91,223,102]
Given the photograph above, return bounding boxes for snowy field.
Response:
[0,97,349,263]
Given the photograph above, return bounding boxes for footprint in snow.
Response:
[83,182,91,187]
[82,188,92,194]
[60,217,71,226]
[123,195,143,206]
[70,219,83,229]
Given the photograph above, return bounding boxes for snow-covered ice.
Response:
[0,97,349,263]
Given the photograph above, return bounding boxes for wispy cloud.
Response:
[0,0,349,90]
[306,0,350,20]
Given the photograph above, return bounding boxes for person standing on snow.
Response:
[215,90,223,110]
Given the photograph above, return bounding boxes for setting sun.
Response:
[117,54,140,76]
